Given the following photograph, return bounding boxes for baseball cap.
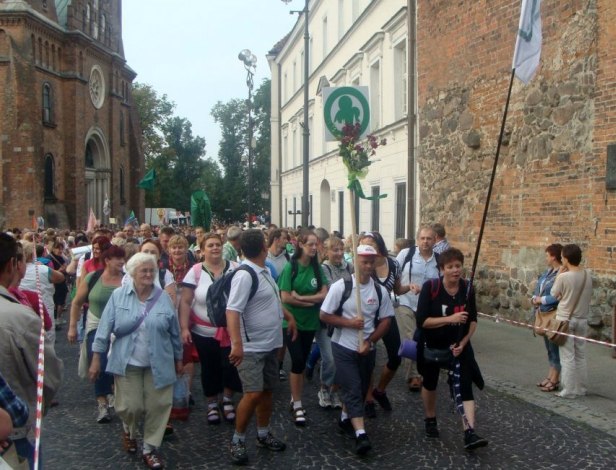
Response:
[357,244,378,256]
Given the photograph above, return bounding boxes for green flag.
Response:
[137,168,156,190]
[191,190,212,230]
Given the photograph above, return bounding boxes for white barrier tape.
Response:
[477,312,616,349]
[33,265,45,470]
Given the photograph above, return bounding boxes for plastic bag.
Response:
[170,373,190,421]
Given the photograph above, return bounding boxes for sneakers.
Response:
[424,417,439,438]
[142,451,164,469]
[122,432,137,454]
[464,430,489,450]
[330,391,343,409]
[279,369,287,381]
[97,402,111,423]
[256,432,286,451]
[318,389,332,409]
[372,388,392,411]
[364,401,376,419]
[355,433,372,455]
[291,406,307,426]
[229,440,249,466]
[338,418,355,439]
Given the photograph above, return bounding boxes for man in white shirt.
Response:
[320,244,394,456]
[266,229,290,277]
[226,229,297,466]
[395,226,440,391]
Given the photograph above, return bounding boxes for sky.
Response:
[122,0,300,161]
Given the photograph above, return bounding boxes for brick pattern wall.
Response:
[417,0,614,338]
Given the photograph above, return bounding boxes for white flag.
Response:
[512,0,542,84]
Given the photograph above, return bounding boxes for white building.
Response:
[268,0,414,246]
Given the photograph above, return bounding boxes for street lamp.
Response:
[238,48,257,221]
[282,0,310,228]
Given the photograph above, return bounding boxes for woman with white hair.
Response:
[90,252,183,469]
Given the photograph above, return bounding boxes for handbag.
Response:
[547,271,587,346]
[533,308,556,336]
[423,345,453,365]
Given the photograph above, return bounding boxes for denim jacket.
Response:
[532,268,559,312]
[93,283,182,389]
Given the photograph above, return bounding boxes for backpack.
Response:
[205,264,259,337]
[401,246,440,278]
[290,258,323,292]
[327,278,383,337]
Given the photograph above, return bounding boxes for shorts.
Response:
[236,350,279,393]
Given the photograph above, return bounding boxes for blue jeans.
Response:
[314,327,336,387]
[543,336,561,372]
[86,329,113,397]
[13,437,36,470]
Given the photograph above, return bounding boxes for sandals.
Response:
[207,404,221,425]
[291,406,307,426]
[536,378,551,388]
[222,400,236,423]
[122,431,137,454]
[540,380,560,392]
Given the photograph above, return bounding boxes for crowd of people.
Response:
[0,221,593,468]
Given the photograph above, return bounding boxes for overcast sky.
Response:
[122,0,299,162]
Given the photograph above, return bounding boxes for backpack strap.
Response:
[335,279,353,316]
[401,246,416,276]
[374,282,383,321]
[430,277,441,300]
[237,265,259,301]
[87,270,104,301]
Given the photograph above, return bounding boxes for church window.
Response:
[42,83,53,124]
[120,166,126,205]
[85,142,94,168]
[44,154,55,201]
[120,112,125,146]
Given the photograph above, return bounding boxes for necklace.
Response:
[443,282,459,297]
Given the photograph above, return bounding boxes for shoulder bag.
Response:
[533,270,558,337]
[547,271,587,346]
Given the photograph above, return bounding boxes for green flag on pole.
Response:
[137,168,156,190]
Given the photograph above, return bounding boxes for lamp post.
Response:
[282,0,310,228]
[238,49,257,222]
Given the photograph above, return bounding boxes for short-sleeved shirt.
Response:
[277,261,328,331]
[267,250,290,279]
[180,261,238,337]
[321,276,394,351]
[321,261,353,285]
[373,257,400,294]
[415,277,477,349]
[227,259,284,353]
[396,248,440,311]
[551,269,592,320]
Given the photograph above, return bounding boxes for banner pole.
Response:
[348,188,364,349]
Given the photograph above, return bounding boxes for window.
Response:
[86,4,91,34]
[292,128,297,168]
[322,17,328,61]
[394,40,408,120]
[309,194,313,226]
[308,116,314,160]
[338,0,345,39]
[371,186,380,231]
[44,154,55,201]
[120,112,125,146]
[338,191,344,235]
[100,14,106,41]
[85,142,94,168]
[283,72,288,103]
[285,198,288,227]
[120,166,126,204]
[282,134,288,171]
[395,182,406,239]
[293,60,297,92]
[370,61,381,129]
[42,83,52,124]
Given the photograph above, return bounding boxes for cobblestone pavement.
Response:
[44,332,616,469]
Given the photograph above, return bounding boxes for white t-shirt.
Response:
[321,276,394,351]
[181,261,239,337]
[127,302,150,367]
[226,260,284,353]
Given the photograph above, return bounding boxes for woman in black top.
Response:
[358,232,403,416]
[416,247,488,451]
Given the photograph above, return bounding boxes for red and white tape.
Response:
[477,311,616,348]
[33,265,45,470]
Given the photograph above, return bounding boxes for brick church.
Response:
[0,0,143,230]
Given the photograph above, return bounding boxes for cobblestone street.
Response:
[44,329,616,469]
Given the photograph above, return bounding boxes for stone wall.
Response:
[417,0,615,340]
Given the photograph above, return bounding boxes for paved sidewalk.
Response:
[473,316,616,437]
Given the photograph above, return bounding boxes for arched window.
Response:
[100,14,106,41]
[51,44,55,70]
[86,4,91,35]
[119,166,126,204]
[85,142,94,168]
[44,41,49,68]
[120,112,125,146]
[44,154,55,201]
[31,34,35,61]
[42,83,52,124]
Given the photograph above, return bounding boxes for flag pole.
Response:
[467,68,516,295]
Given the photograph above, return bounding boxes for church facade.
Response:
[0,0,143,230]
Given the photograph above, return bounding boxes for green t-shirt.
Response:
[277,260,328,331]
[86,272,119,319]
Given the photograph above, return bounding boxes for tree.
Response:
[252,79,272,216]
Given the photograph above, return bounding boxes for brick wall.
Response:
[417,0,615,338]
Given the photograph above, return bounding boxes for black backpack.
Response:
[205,265,259,340]
[401,246,439,278]
[327,279,383,337]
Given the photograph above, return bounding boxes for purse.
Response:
[547,271,587,346]
[533,308,556,336]
[423,345,453,365]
